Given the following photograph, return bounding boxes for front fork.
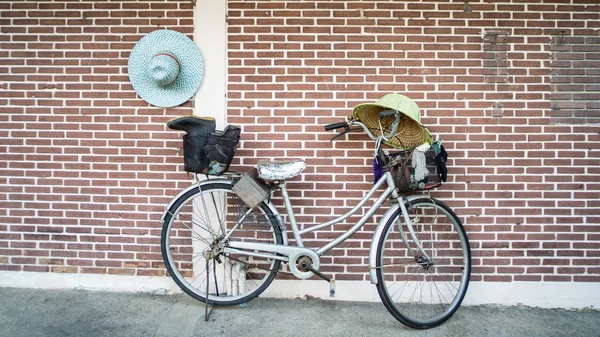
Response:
[385,170,432,262]
[396,200,432,262]
[368,193,432,285]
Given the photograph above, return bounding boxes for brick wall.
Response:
[226,0,600,283]
[0,0,195,276]
[1,0,599,286]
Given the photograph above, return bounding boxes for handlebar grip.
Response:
[379,109,397,118]
[324,122,348,131]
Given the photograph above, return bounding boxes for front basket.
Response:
[387,147,441,193]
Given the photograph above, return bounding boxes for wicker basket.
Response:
[386,147,441,193]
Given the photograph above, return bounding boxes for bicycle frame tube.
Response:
[281,172,397,256]
[298,174,388,235]
[317,182,394,256]
[279,168,432,262]
[193,171,431,268]
[279,183,304,247]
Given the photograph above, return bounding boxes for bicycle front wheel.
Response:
[375,197,471,329]
[161,181,283,306]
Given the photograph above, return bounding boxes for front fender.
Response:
[368,194,422,284]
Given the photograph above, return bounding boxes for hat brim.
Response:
[352,97,432,149]
[128,29,204,108]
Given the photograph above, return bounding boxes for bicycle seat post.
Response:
[278,182,304,248]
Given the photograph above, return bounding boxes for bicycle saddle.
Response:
[167,115,216,136]
[257,159,306,181]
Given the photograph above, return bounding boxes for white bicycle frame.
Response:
[177,171,432,285]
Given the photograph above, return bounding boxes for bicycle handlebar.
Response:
[379,109,397,118]
[324,122,348,131]
[325,110,401,145]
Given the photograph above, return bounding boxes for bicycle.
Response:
[160,107,471,329]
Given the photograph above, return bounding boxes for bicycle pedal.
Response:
[329,280,335,298]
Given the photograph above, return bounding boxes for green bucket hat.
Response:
[128,29,204,108]
[352,93,432,149]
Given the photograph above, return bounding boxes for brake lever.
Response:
[330,127,361,141]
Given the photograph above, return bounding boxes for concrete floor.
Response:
[0,287,598,337]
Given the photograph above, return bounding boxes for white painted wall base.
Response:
[0,271,178,294]
[1,271,598,310]
[264,279,600,310]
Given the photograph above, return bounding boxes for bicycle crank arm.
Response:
[300,261,330,282]
[300,262,336,298]
[225,241,321,280]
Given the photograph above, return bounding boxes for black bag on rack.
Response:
[203,125,241,175]
[167,116,241,175]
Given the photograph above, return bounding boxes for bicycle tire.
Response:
[161,181,283,306]
[375,197,471,329]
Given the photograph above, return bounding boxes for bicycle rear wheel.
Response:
[375,197,471,329]
[161,181,283,306]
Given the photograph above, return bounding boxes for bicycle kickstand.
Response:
[203,252,216,321]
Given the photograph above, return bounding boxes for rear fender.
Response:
[160,180,286,244]
[160,179,229,222]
